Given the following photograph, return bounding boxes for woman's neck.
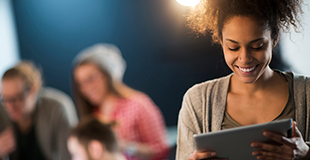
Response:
[230,67,278,94]
[100,93,119,107]
[98,93,119,122]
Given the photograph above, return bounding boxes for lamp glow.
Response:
[176,0,200,7]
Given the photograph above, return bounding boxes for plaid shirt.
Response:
[95,93,169,160]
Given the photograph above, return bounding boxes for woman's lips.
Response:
[237,65,258,74]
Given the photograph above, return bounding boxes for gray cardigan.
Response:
[0,97,72,160]
[176,72,310,160]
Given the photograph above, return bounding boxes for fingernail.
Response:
[263,132,269,136]
[251,143,257,147]
[252,151,258,155]
[211,152,216,156]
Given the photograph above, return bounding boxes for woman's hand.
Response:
[188,150,228,160]
[251,122,310,160]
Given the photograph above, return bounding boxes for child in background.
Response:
[67,117,126,160]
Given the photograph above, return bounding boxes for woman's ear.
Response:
[273,37,279,48]
[273,30,279,48]
[88,140,104,159]
[219,36,223,46]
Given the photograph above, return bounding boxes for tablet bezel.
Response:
[193,118,293,160]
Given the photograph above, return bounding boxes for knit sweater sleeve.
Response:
[176,84,206,160]
[292,72,310,141]
[176,74,231,160]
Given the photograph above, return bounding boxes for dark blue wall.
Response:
[12,0,232,126]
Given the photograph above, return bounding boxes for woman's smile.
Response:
[236,65,258,75]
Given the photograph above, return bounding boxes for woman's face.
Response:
[221,16,275,84]
[74,63,109,106]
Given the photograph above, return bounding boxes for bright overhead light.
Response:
[176,0,200,7]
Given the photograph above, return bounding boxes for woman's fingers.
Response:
[293,122,303,138]
[262,131,297,148]
[188,150,228,160]
[251,124,310,160]
[189,150,216,159]
[252,149,293,159]
[251,142,293,156]
[252,150,293,160]
[262,121,303,148]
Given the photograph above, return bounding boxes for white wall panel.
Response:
[280,5,310,76]
[0,0,20,79]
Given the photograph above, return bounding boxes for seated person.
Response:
[72,43,169,160]
[0,61,72,160]
[67,117,126,160]
[39,87,78,126]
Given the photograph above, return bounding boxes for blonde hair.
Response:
[2,61,43,92]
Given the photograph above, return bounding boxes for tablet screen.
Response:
[193,118,292,160]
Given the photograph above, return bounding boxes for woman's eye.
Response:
[228,47,239,51]
[251,44,264,50]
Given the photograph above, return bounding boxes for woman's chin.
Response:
[88,98,102,106]
[236,75,258,84]
[83,94,99,105]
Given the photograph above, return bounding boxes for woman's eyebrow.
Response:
[225,39,238,44]
[225,38,265,44]
[250,38,265,43]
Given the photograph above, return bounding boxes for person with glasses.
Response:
[0,61,72,160]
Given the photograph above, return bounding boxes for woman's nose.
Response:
[238,48,252,64]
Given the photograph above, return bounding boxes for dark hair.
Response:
[187,0,303,44]
[70,116,119,153]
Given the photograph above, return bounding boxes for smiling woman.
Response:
[176,0,310,160]
[221,16,274,84]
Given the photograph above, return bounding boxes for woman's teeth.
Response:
[239,66,256,72]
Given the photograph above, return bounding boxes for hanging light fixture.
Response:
[176,0,200,7]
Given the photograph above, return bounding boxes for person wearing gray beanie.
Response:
[71,43,169,160]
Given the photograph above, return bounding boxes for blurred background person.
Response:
[72,43,169,160]
[67,116,126,160]
[0,61,72,160]
[39,86,78,127]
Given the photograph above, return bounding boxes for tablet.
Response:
[193,118,293,160]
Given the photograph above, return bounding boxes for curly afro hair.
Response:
[187,0,304,44]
